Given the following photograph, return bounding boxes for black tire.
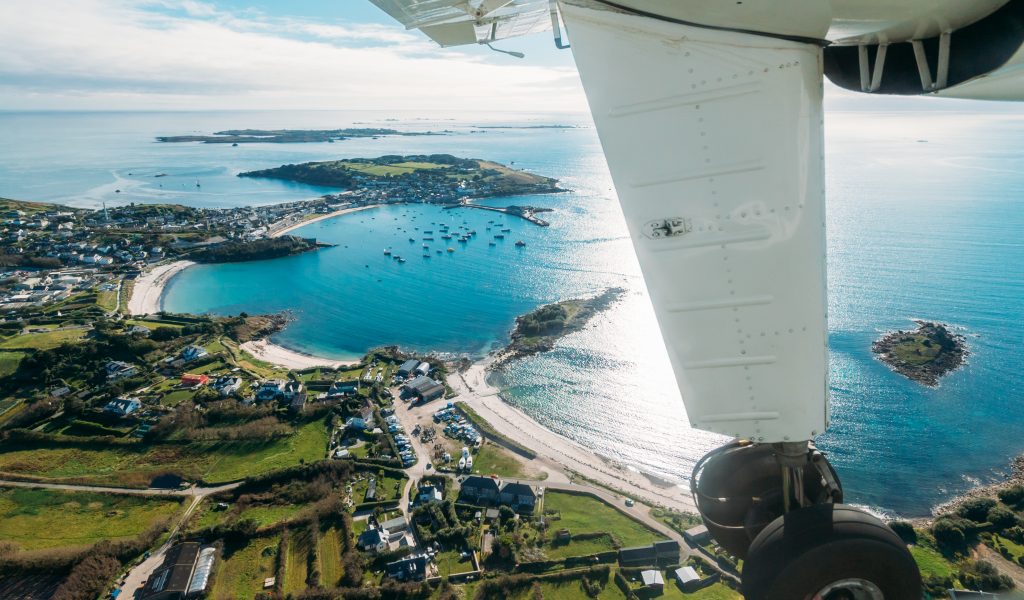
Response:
[741,503,921,600]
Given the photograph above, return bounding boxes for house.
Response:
[396,359,420,379]
[139,542,201,600]
[653,539,681,563]
[130,325,151,336]
[212,376,242,396]
[498,482,537,513]
[180,345,208,362]
[640,570,664,592]
[365,476,378,502]
[328,380,359,397]
[256,380,285,402]
[684,524,711,546]
[458,475,501,504]
[105,360,138,381]
[104,397,141,416]
[385,554,429,581]
[345,417,369,431]
[358,527,390,553]
[673,565,714,592]
[180,373,209,387]
[415,485,443,505]
[380,515,409,533]
[619,545,657,567]
[284,381,306,411]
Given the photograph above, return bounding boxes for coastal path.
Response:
[0,479,242,497]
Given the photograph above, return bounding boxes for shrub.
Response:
[932,517,968,549]
[988,505,1017,530]
[959,559,1015,592]
[958,497,998,523]
[999,485,1024,506]
[888,520,917,544]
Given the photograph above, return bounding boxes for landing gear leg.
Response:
[690,441,921,599]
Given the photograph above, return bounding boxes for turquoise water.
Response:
[3,109,1023,516]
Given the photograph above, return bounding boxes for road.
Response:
[0,479,241,497]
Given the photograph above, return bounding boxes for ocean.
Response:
[2,108,1022,517]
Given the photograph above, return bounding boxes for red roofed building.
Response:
[180,373,209,387]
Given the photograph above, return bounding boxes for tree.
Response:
[988,505,1017,530]
[958,497,997,523]
[999,485,1024,506]
[932,517,967,549]
[888,520,917,544]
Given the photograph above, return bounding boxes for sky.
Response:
[1,0,1021,114]
[0,0,585,112]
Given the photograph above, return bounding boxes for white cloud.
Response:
[0,0,588,112]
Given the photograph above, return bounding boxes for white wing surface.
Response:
[367,0,552,47]
[559,0,829,443]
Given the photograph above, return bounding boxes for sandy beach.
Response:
[452,356,697,513]
[240,339,359,370]
[127,260,195,315]
[270,204,380,237]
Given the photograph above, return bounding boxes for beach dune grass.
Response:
[0,418,330,487]
[471,443,543,480]
[543,491,664,548]
[0,487,182,552]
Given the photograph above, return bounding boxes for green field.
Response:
[471,443,539,480]
[910,544,957,580]
[435,550,475,577]
[0,419,330,487]
[339,160,445,177]
[0,488,182,551]
[0,328,88,350]
[506,569,626,600]
[0,351,26,378]
[209,536,279,600]
[96,290,118,312]
[545,534,617,560]
[318,526,345,587]
[239,504,306,528]
[889,334,942,366]
[544,491,664,548]
[284,531,311,596]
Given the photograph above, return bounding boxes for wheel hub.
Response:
[814,578,885,600]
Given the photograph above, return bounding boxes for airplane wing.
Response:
[367,0,552,47]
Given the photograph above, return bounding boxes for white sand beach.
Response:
[270,204,380,237]
[240,339,359,370]
[127,260,195,315]
[452,356,697,513]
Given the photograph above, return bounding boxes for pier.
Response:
[443,202,551,227]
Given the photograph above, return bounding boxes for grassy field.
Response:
[96,290,118,312]
[506,569,625,600]
[318,526,344,587]
[471,443,543,480]
[339,160,445,177]
[0,351,26,378]
[209,535,280,600]
[284,530,311,596]
[239,504,305,528]
[910,544,958,580]
[545,534,617,560]
[889,334,942,366]
[544,491,664,548]
[0,328,88,350]
[435,550,475,577]
[0,419,330,486]
[0,488,182,551]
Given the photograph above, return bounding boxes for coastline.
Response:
[269,203,379,238]
[240,339,359,370]
[451,354,697,513]
[127,260,195,315]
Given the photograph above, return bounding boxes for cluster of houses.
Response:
[357,514,412,554]
[0,269,117,308]
[254,379,306,410]
[457,476,537,513]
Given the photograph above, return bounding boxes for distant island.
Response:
[239,154,562,204]
[872,320,968,386]
[155,128,446,144]
[498,287,626,363]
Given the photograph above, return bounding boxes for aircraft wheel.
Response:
[741,503,921,600]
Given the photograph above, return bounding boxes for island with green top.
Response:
[498,287,626,363]
[237,154,562,203]
[872,320,968,386]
